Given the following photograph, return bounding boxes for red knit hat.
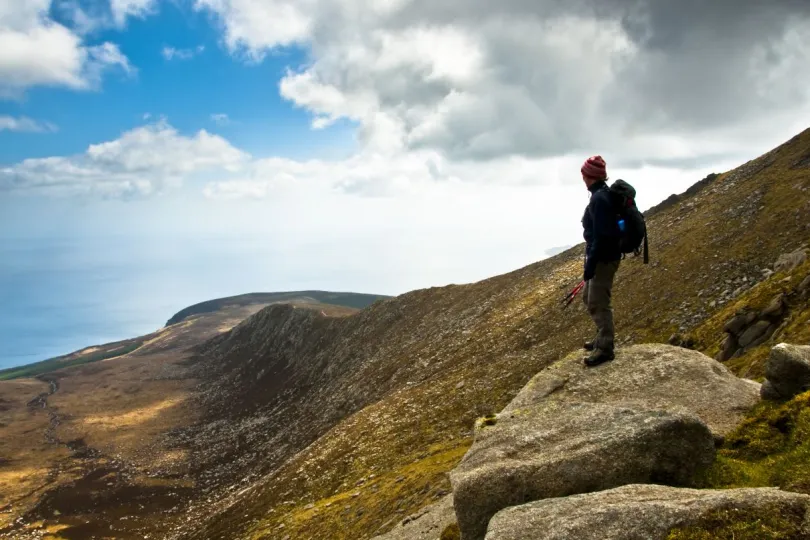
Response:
[581,155,607,180]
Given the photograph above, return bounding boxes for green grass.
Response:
[695,391,810,494]
[666,505,805,540]
[0,341,144,381]
[677,392,810,539]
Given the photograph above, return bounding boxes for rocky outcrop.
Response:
[503,343,759,439]
[485,484,810,540]
[449,401,714,540]
[761,343,810,401]
[717,294,788,361]
[372,495,457,540]
[447,344,766,540]
[774,248,808,274]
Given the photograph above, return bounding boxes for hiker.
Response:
[580,155,622,367]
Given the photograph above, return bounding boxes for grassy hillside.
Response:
[0,339,145,381]
[165,291,390,326]
[171,129,810,540]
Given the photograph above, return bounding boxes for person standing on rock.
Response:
[580,155,622,367]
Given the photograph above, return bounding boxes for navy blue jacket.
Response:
[582,181,622,280]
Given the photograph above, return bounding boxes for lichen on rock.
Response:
[449,400,715,540]
[484,484,810,540]
[503,343,760,439]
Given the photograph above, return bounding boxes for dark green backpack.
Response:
[609,179,649,264]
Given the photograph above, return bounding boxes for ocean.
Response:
[0,235,298,371]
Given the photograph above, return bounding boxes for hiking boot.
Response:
[584,348,615,367]
[583,341,596,351]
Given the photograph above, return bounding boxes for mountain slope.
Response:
[173,129,810,539]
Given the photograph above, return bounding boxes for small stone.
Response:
[456,381,465,390]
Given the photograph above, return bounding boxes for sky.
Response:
[1,0,810,367]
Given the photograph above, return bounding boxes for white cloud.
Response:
[53,0,105,35]
[210,113,230,126]
[86,41,134,77]
[109,0,157,27]
[162,45,205,61]
[0,0,133,97]
[196,0,810,167]
[1,120,249,197]
[0,115,58,133]
[6,2,809,233]
[194,0,313,61]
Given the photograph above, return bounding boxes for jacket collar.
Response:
[587,180,608,193]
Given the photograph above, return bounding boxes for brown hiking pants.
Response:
[582,260,620,351]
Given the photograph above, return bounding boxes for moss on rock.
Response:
[440,522,461,540]
[665,505,805,539]
[696,391,810,494]
[479,415,498,428]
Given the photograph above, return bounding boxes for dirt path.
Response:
[26,377,62,448]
